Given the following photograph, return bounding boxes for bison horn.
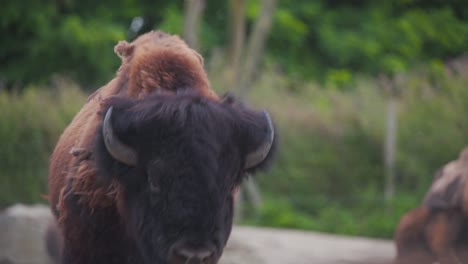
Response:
[244,111,274,169]
[103,107,138,166]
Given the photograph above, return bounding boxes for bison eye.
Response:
[149,183,161,193]
[148,175,161,194]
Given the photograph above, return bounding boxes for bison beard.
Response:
[51,93,276,264]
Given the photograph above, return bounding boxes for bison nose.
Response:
[170,242,215,264]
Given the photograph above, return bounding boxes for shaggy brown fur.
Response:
[394,147,468,264]
[47,31,219,263]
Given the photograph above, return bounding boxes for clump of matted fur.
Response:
[424,147,468,212]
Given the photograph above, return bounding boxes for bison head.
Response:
[94,93,275,264]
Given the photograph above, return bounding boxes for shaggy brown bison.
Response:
[394,147,468,264]
[49,30,216,221]
[47,31,275,264]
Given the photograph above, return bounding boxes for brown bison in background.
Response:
[47,31,276,264]
[395,147,468,264]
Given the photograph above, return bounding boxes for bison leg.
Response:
[425,210,462,264]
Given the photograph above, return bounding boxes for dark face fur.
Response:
[94,93,275,264]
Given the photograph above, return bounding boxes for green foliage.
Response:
[0,0,181,89]
[245,191,419,239]
[268,1,468,86]
[239,66,468,238]
[157,4,184,35]
[0,81,85,207]
[245,198,318,230]
[1,1,129,88]
[397,71,468,190]
[3,0,468,89]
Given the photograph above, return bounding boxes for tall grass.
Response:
[225,66,468,238]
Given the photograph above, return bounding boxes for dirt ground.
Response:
[220,226,395,264]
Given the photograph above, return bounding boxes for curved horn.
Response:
[244,111,274,169]
[102,107,137,166]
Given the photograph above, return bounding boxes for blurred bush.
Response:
[0,79,85,207]
[2,1,468,89]
[239,65,468,238]
[268,1,468,85]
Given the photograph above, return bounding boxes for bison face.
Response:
[94,93,276,264]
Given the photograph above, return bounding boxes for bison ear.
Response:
[240,110,277,174]
[221,92,236,105]
[114,41,135,59]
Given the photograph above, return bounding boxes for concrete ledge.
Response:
[221,226,395,264]
[0,204,395,264]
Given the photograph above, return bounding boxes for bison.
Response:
[394,147,468,264]
[49,30,216,222]
[47,31,276,264]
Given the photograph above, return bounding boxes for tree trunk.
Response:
[378,74,400,202]
[231,0,278,222]
[183,0,205,50]
[244,178,263,208]
[238,0,277,97]
[384,98,397,201]
[227,0,246,91]
[233,186,244,224]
